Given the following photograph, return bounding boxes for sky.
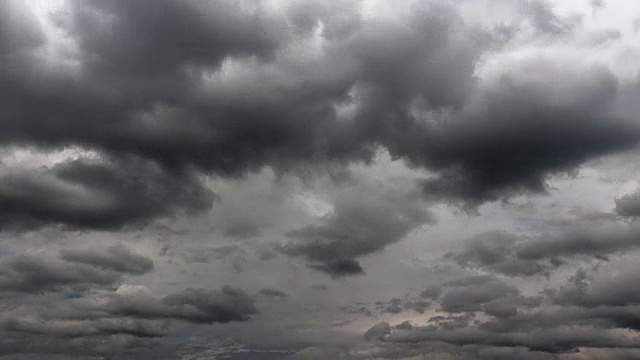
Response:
[1,0,640,359]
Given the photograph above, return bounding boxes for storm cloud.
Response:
[0,284,257,358]
[60,244,155,275]
[447,222,640,277]
[281,186,433,276]
[0,156,215,230]
[417,60,638,204]
[2,0,633,222]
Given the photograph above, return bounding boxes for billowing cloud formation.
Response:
[345,272,640,359]
[282,188,432,276]
[0,255,120,293]
[60,244,154,275]
[418,60,637,203]
[97,284,258,324]
[551,262,640,309]
[0,284,257,358]
[447,223,640,277]
[259,288,288,298]
[1,0,635,232]
[306,224,640,358]
[0,246,254,358]
[615,190,640,217]
[0,245,153,293]
[0,156,214,230]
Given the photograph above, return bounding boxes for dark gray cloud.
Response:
[394,321,413,330]
[420,286,442,300]
[69,0,283,83]
[353,274,640,358]
[0,284,256,358]
[0,156,215,230]
[551,265,640,308]
[340,304,373,317]
[445,232,553,277]
[291,347,355,360]
[377,297,430,315]
[0,245,155,294]
[60,245,154,275]
[364,321,391,341]
[182,245,248,274]
[307,259,366,277]
[259,288,288,298]
[1,316,168,340]
[436,276,531,314]
[223,222,262,239]
[447,224,640,277]
[417,61,638,204]
[183,245,247,263]
[0,333,160,359]
[515,225,639,261]
[615,191,640,217]
[98,284,258,324]
[0,0,635,224]
[0,250,163,357]
[356,221,638,358]
[281,190,432,276]
[382,299,403,314]
[0,255,119,293]
[0,0,358,177]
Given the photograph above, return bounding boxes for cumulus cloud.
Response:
[446,223,640,277]
[418,60,637,204]
[259,288,289,298]
[0,0,635,236]
[97,284,258,324]
[551,262,640,308]
[364,321,391,341]
[354,273,640,358]
[0,284,257,358]
[5,0,629,215]
[0,245,155,294]
[281,186,433,276]
[0,156,215,230]
[615,191,640,217]
[0,255,120,293]
[60,245,154,275]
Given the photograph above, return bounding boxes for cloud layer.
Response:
[2,0,640,359]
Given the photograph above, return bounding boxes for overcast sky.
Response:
[2,0,640,359]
